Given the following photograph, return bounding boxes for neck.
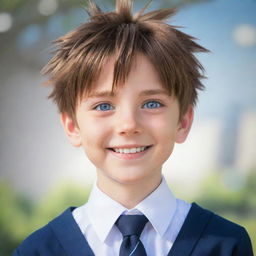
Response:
[96,171,162,209]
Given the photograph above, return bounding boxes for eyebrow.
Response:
[87,89,169,98]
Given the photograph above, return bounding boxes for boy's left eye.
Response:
[142,101,163,109]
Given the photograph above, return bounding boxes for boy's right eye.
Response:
[93,103,114,111]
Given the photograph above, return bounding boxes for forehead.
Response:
[86,53,167,97]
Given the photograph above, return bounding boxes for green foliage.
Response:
[196,170,256,216]
[0,0,26,11]
[195,170,256,253]
[0,182,33,255]
[0,0,81,11]
[0,181,90,255]
[31,183,91,230]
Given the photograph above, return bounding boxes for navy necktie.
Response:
[115,215,148,256]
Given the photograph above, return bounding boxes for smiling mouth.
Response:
[107,146,152,154]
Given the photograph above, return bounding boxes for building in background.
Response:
[235,109,256,173]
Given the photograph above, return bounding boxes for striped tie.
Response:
[115,215,148,256]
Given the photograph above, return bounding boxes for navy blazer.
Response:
[13,203,254,256]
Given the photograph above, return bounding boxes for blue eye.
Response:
[142,101,163,109]
[94,103,114,111]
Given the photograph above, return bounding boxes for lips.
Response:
[107,145,152,160]
[107,145,152,154]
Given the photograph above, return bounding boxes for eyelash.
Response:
[93,100,164,111]
[142,100,164,109]
[93,102,114,111]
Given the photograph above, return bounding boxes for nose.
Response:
[115,107,141,136]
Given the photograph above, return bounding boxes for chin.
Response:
[113,172,151,185]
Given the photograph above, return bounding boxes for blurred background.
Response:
[0,0,255,254]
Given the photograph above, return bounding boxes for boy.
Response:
[13,0,253,255]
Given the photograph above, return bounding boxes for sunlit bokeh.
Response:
[38,0,58,16]
[233,24,256,47]
[0,12,12,33]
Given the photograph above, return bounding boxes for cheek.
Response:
[149,117,178,159]
[79,120,110,157]
[79,117,107,141]
[149,117,178,139]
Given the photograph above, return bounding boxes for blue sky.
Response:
[173,0,256,119]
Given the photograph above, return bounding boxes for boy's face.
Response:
[61,54,193,191]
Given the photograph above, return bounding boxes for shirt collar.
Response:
[135,177,177,237]
[86,183,127,242]
[86,176,177,242]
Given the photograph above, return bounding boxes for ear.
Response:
[175,106,194,144]
[60,113,82,147]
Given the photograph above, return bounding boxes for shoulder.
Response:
[190,203,253,254]
[13,224,56,255]
[13,207,75,256]
[193,203,248,236]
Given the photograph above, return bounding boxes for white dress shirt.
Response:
[72,177,191,256]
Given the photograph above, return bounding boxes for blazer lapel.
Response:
[167,203,213,256]
[49,207,95,256]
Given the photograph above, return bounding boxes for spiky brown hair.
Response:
[42,0,208,123]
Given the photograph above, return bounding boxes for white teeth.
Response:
[113,147,147,154]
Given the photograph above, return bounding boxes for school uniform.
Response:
[13,178,254,256]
